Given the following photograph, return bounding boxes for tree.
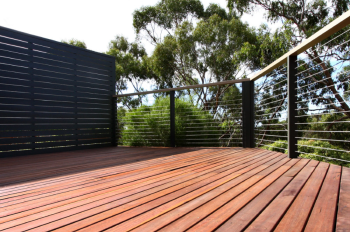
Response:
[133,0,205,45]
[106,36,157,109]
[227,0,350,129]
[61,39,87,49]
[134,1,260,108]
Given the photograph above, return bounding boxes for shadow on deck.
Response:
[0,147,349,231]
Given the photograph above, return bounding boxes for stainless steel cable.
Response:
[296,137,350,143]
[296,151,350,163]
[257,98,286,108]
[297,72,350,90]
[296,110,350,118]
[257,143,287,151]
[296,121,350,125]
[297,53,349,77]
[256,134,288,138]
[296,34,350,69]
[256,91,287,105]
[257,78,287,92]
[296,143,350,153]
[296,130,350,133]
[258,139,288,144]
[296,89,350,104]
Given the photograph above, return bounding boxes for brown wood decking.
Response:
[0,147,349,231]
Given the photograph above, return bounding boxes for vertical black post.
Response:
[170,91,176,147]
[111,96,117,146]
[288,56,298,158]
[242,81,255,148]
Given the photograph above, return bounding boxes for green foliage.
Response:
[133,0,205,44]
[149,13,258,103]
[150,35,178,89]
[119,97,221,147]
[298,140,349,167]
[305,112,350,150]
[227,0,348,27]
[262,139,350,167]
[261,140,288,152]
[203,3,229,20]
[132,1,261,106]
[106,36,157,108]
[61,39,87,49]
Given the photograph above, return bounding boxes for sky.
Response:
[0,0,269,55]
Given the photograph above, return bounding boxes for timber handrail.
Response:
[113,78,250,97]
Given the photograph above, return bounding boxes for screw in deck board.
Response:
[170,90,176,147]
[288,55,298,158]
[242,81,255,148]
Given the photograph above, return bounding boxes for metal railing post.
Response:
[242,81,255,148]
[170,91,176,147]
[288,55,298,158]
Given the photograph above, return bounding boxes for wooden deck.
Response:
[0,147,349,232]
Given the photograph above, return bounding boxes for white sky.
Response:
[0,0,270,55]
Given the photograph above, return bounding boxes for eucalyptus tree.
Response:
[134,1,259,105]
[106,36,157,109]
[227,0,350,127]
[133,0,205,45]
[61,39,87,49]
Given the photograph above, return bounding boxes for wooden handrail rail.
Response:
[113,78,250,97]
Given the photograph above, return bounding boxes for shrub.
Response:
[305,113,350,150]
[261,139,350,167]
[119,97,220,147]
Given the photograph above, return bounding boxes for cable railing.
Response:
[292,31,350,165]
[250,10,350,166]
[116,83,246,148]
[116,96,171,147]
[113,10,350,166]
[254,64,288,152]
[176,87,243,147]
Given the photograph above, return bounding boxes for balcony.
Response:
[0,9,350,232]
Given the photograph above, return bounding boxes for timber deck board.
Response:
[0,147,349,231]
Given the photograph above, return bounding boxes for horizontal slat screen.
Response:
[0,26,116,157]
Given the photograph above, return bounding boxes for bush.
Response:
[261,139,350,167]
[305,113,350,150]
[119,97,221,147]
[261,140,287,153]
